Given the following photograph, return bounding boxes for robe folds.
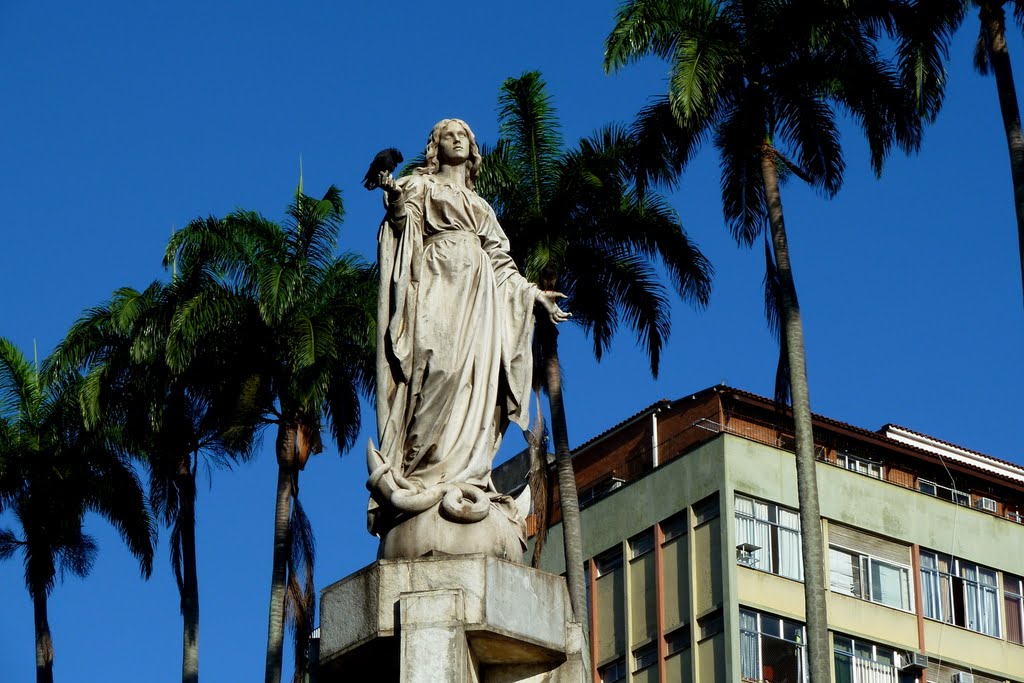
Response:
[368,173,539,535]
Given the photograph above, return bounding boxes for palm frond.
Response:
[498,72,563,213]
[665,19,736,128]
[892,0,962,121]
[714,103,768,246]
[0,528,22,560]
[771,85,845,196]
[56,531,98,581]
[81,448,156,579]
[763,236,791,406]
[0,338,40,422]
[564,242,671,376]
[285,498,316,683]
[975,21,991,75]
[628,97,712,193]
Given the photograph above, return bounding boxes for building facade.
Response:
[495,385,1024,683]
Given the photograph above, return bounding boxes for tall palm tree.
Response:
[476,71,713,622]
[605,2,922,680]
[46,275,259,683]
[165,183,376,683]
[0,338,155,683]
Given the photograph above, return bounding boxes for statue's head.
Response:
[416,118,483,190]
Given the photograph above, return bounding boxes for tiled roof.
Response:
[569,383,1024,488]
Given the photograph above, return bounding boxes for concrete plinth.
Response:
[318,555,585,682]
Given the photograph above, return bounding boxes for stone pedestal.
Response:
[318,555,586,682]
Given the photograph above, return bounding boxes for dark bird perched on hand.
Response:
[362,147,403,190]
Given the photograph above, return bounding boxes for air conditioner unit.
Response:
[952,673,975,683]
[974,497,997,513]
[900,652,928,672]
[1008,510,1023,523]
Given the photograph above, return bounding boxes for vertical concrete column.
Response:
[399,588,470,683]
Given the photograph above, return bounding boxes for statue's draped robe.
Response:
[369,174,539,535]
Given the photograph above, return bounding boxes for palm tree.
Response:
[46,275,259,683]
[0,338,155,683]
[165,183,376,683]
[476,71,713,622]
[605,2,923,680]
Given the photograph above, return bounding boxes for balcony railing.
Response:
[835,653,898,683]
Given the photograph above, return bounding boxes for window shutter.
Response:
[827,523,910,566]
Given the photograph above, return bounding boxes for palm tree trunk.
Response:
[980,3,1024,306]
[33,590,54,683]
[265,425,297,683]
[760,147,829,683]
[179,459,200,683]
[538,320,587,623]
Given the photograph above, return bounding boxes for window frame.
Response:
[1005,574,1024,646]
[660,510,687,543]
[629,529,655,559]
[828,544,914,612]
[920,550,1001,637]
[918,479,970,506]
[836,451,883,479]
[665,625,690,656]
[598,656,626,683]
[833,635,906,682]
[632,642,657,673]
[594,545,624,577]
[740,608,807,683]
[735,494,804,581]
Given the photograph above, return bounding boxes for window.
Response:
[836,452,882,479]
[694,492,720,524]
[740,609,805,682]
[920,550,1000,637]
[918,479,970,506]
[829,546,913,611]
[598,657,626,683]
[661,510,687,542]
[580,477,625,508]
[633,642,657,672]
[698,609,723,639]
[735,495,803,581]
[594,546,623,576]
[1006,574,1024,646]
[665,625,690,656]
[629,529,654,559]
[833,636,916,683]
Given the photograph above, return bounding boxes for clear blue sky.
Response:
[1,2,1022,681]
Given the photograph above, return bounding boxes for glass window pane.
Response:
[920,551,937,570]
[735,495,753,516]
[830,548,858,596]
[595,546,623,576]
[871,559,910,610]
[760,617,780,638]
[629,529,654,559]
[833,636,853,653]
[660,511,687,542]
[782,621,803,644]
[693,492,720,524]
[740,629,759,680]
[834,651,853,683]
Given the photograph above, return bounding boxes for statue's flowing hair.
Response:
[415,118,483,190]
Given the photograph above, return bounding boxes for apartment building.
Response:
[494,385,1024,683]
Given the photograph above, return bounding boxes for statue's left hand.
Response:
[536,291,571,325]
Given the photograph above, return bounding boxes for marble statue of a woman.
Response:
[366,119,568,561]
